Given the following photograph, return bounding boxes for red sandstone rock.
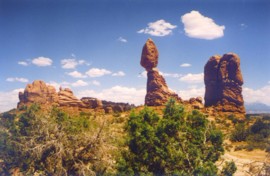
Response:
[140,38,159,71]
[204,53,245,114]
[141,39,182,106]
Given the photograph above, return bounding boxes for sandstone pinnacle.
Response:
[204,53,245,114]
[141,39,181,106]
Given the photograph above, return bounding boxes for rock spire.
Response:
[141,38,181,106]
[204,53,245,114]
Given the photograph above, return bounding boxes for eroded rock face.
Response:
[18,80,134,113]
[141,39,181,106]
[58,88,87,108]
[18,80,59,108]
[204,53,245,114]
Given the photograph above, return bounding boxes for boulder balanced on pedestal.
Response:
[141,38,181,106]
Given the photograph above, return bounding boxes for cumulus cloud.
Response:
[6,77,29,83]
[71,80,88,87]
[86,68,112,77]
[179,73,204,84]
[32,57,53,67]
[180,63,191,67]
[243,85,270,106]
[138,19,177,37]
[181,11,225,40]
[178,86,205,101]
[18,61,29,66]
[67,71,87,78]
[61,59,87,69]
[117,37,127,43]
[112,71,126,77]
[0,88,24,113]
[77,86,145,105]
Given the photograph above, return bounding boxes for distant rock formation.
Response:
[18,80,134,113]
[81,97,135,113]
[204,53,245,114]
[18,80,59,107]
[141,38,181,106]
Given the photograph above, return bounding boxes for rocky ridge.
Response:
[18,80,134,113]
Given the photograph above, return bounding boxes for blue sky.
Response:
[0,0,269,112]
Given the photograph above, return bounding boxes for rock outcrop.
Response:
[18,80,59,108]
[58,87,87,108]
[18,80,134,113]
[204,53,245,114]
[141,39,181,106]
[81,97,135,113]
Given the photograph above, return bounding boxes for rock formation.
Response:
[58,87,87,108]
[18,80,59,107]
[141,38,181,106]
[18,80,134,113]
[204,53,245,114]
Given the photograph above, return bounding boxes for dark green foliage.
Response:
[230,118,270,152]
[230,123,248,142]
[118,99,227,175]
[221,161,237,176]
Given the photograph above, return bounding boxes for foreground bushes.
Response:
[118,99,234,175]
[0,104,108,175]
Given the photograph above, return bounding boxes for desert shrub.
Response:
[118,99,231,175]
[0,105,109,175]
[221,161,237,176]
[230,123,248,142]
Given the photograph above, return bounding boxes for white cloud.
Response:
[77,86,146,105]
[91,80,100,86]
[32,57,53,67]
[243,85,270,106]
[6,77,29,83]
[0,88,24,113]
[112,71,126,77]
[47,81,70,90]
[181,10,225,40]
[178,85,205,101]
[67,71,87,78]
[180,63,191,67]
[160,72,182,78]
[18,61,29,66]
[71,80,88,87]
[138,71,147,78]
[117,37,127,43]
[138,19,177,37]
[179,73,204,84]
[61,59,87,69]
[86,68,112,77]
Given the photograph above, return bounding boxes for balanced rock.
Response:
[204,53,245,114]
[141,39,181,106]
[140,38,159,71]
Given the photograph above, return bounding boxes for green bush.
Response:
[221,161,237,176]
[118,99,229,175]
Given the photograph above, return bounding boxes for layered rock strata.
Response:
[204,53,245,114]
[141,38,181,106]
